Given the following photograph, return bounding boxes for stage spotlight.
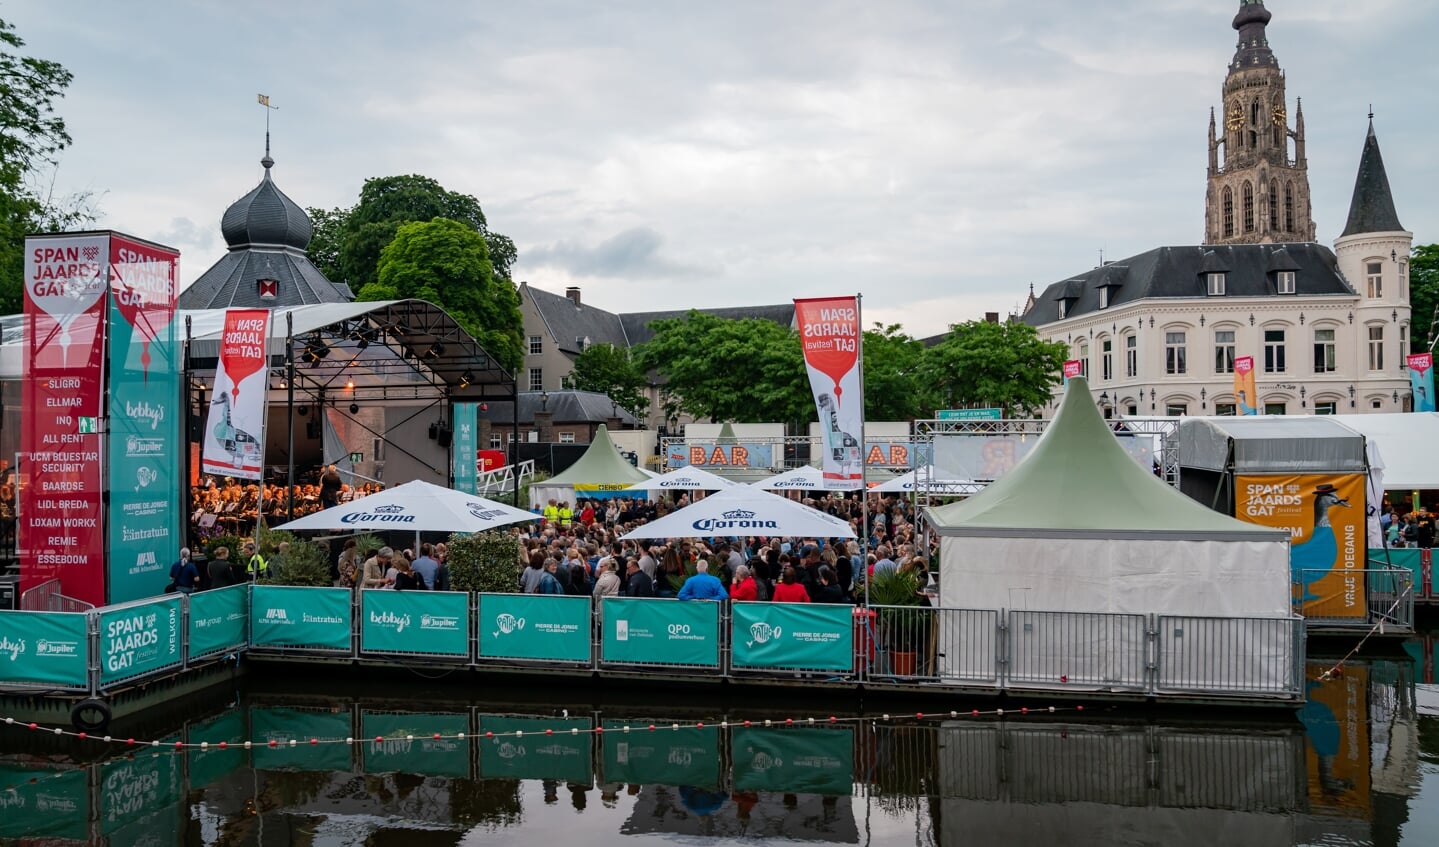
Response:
[345,378,354,390]
[457,369,474,389]
[303,338,331,364]
[349,403,360,414]
[423,342,445,360]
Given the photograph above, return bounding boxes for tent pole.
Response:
[286,311,295,524]
[512,377,521,507]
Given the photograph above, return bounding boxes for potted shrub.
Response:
[868,567,927,676]
[445,531,525,593]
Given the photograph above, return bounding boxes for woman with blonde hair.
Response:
[593,558,621,597]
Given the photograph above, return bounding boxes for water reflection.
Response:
[0,634,1435,846]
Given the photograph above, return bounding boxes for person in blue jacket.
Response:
[678,561,728,601]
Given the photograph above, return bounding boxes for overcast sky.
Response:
[9,0,1435,337]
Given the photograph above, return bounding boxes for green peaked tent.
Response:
[926,377,1289,618]
[530,424,652,508]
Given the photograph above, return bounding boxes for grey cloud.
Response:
[522,227,717,280]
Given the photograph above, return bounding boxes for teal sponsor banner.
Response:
[362,712,470,777]
[106,235,182,605]
[601,723,721,788]
[732,602,852,671]
[188,709,249,789]
[477,715,593,782]
[187,583,249,657]
[0,610,88,687]
[361,589,470,657]
[99,595,182,685]
[478,594,591,662]
[250,585,353,650]
[99,739,182,837]
[0,765,89,841]
[602,597,718,667]
[732,727,854,795]
[452,402,479,494]
[253,707,353,771]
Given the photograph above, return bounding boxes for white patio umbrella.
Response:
[749,464,834,490]
[272,479,537,534]
[870,467,980,494]
[624,465,740,491]
[618,485,856,540]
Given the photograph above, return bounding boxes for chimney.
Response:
[565,286,581,305]
[984,311,1000,324]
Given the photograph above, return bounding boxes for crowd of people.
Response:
[189,470,385,538]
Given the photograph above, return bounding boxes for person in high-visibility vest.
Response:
[542,499,559,528]
[558,501,573,530]
[243,542,268,580]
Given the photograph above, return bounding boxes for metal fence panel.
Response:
[1155,615,1301,698]
[1006,610,1147,690]
[1295,567,1414,630]
[599,597,721,673]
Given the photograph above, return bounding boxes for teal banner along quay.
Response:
[106,236,182,605]
[0,765,89,842]
[452,402,478,494]
[187,583,249,658]
[253,707,353,772]
[99,595,182,685]
[477,715,593,782]
[601,723,721,788]
[250,586,352,650]
[601,597,718,667]
[478,594,591,662]
[732,602,852,671]
[362,712,470,777]
[361,589,469,657]
[733,727,854,795]
[0,610,88,688]
[188,709,249,789]
[99,737,182,837]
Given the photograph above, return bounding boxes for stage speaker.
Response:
[437,425,452,448]
[188,418,202,441]
[306,421,320,440]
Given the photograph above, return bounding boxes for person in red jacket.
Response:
[771,565,810,603]
[730,564,759,601]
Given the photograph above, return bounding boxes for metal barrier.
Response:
[1154,615,1305,697]
[19,578,95,613]
[866,605,1000,685]
[1294,567,1414,631]
[1006,610,1148,692]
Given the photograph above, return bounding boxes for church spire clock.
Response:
[1203,1,1315,245]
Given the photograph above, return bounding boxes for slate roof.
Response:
[1021,242,1354,326]
[220,156,312,250]
[476,390,641,426]
[522,284,628,354]
[1341,121,1405,237]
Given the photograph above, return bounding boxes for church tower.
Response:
[1203,1,1315,245]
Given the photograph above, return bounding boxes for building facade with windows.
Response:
[1022,1,1412,417]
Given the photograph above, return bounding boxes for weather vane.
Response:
[257,94,279,162]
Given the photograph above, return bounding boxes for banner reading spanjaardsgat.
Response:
[202,309,271,479]
[1409,353,1435,412]
[107,234,182,604]
[1234,356,1258,415]
[1236,473,1365,618]
[795,296,863,490]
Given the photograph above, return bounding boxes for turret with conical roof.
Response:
[1334,114,1412,351]
[1341,118,1404,237]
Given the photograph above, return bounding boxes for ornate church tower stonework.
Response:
[1204,1,1315,245]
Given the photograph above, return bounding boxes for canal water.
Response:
[1,635,1435,846]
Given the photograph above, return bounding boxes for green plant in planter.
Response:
[268,540,334,587]
[446,531,524,593]
[868,567,926,652]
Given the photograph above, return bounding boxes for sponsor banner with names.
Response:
[795,296,864,490]
[602,597,719,667]
[187,583,250,658]
[0,610,88,688]
[732,602,853,671]
[362,712,470,777]
[98,736,182,839]
[187,709,248,789]
[601,723,721,788]
[106,234,181,605]
[201,309,271,479]
[0,765,89,841]
[477,594,591,662]
[252,707,353,771]
[936,408,1002,421]
[477,715,593,783]
[452,402,479,494]
[250,585,353,650]
[362,590,470,657]
[21,233,110,605]
[1409,353,1434,412]
[732,727,855,795]
[98,594,182,685]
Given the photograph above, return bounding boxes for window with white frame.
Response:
[1277,271,1296,294]
[1124,335,1137,378]
[528,368,544,391]
[1214,402,1236,416]
[1099,287,1109,310]
[1057,300,1067,320]
[1101,339,1113,381]
[1165,402,1188,416]
[1313,328,1336,373]
[1078,342,1089,377]
[1315,401,1337,415]
[1214,330,1235,374]
[1165,331,1186,375]
[558,432,576,443]
[1400,325,1409,367]
[1367,262,1383,298]
[490,434,503,449]
[1207,273,1226,296]
[1368,325,1384,371]
[1264,402,1287,416]
[528,335,543,355]
[1264,329,1286,373]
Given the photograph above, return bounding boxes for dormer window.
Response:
[1277,271,1295,294]
[1098,287,1109,310]
[1207,273,1226,296]
[257,278,278,300]
[1057,300,1067,320]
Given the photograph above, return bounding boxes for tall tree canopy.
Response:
[917,320,1067,417]
[1410,244,1438,353]
[368,218,523,373]
[633,311,811,425]
[564,343,651,418]
[307,174,516,292]
[862,322,931,421]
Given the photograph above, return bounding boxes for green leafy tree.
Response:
[445,531,524,592]
[366,218,524,372]
[862,322,932,421]
[305,205,348,282]
[1409,244,1439,353]
[633,311,810,424]
[564,342,651,418]
[918,320,1067,417]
